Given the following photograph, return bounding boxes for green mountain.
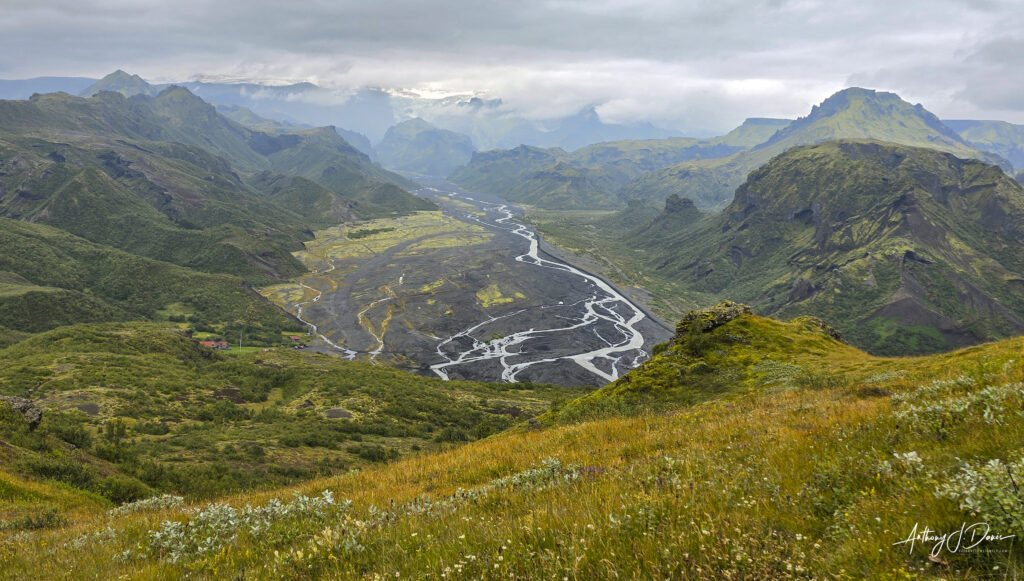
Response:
[623,139,1024,355]
[376,118,476,176]
[449,145,622,209]
[215,103,297,132]
[248,172,357,227]
[0,119,309,283]
[0,85,437,281]
[623,88,1002,210]
[945,119,1024,170]
[66,72,426,212]
[449,118,790,210]
[79,70,161,98]
[262,126,434,217]
[0,218,296,334]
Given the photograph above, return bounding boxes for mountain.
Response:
[623,88,1003,210]
[709,117,791,147]
[0,107,310,283]
[260,125,433,217]
[623,139,1024,355]
[375,118,476,176]
[449,145,624,209]
[9,304,1024,578]
[248,172,357,227]
[176,80,676,150]
[336,128,375,158]
[214,103,299,132]
[536,106,678,152]
[0,84,433,252]
[80,70,162,97]
[448,118,786,210]
[945,119,1024,171]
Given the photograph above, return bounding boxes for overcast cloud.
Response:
[0,0,1021,133]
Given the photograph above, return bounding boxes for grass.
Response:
[2,310,1024,578]
[0,323,582,507]
[475,283,523,308]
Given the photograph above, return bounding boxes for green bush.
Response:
[1,507,66,531]
[346,444,399,463]
[936,454,1024,535]
[98,476,154,504]
[18,454,96,489]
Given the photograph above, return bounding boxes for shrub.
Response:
[39,413,93,449]
[1,507,66,531]
[135,421,170,435]
[18,454,96,489]
[98,476,154,504]
[434,427,470,443]
[936,454,1024,535]
[346,444,399,462]
[108,494,185,516]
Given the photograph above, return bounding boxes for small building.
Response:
[200,340,230,350]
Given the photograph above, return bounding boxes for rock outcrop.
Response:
[676,301,753,335]
[0,395,42,430]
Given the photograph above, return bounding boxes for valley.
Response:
[262,183,672,386]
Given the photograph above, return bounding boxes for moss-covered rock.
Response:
[675,300,753,335]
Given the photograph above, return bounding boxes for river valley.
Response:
[262,182,673,386]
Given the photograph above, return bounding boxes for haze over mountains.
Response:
[456,88,1015,212]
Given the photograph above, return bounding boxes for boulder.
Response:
[0,396,42,431]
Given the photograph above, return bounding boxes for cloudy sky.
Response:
[1,0,1021,133]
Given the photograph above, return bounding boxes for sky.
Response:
[1,0,1022,134]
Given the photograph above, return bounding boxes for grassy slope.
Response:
[3,309,1023,578]
[0,218,296,334]
[0,323,582,506]
[265,126,435,218]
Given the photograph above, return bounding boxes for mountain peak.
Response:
[754,86,971,156]
[80,70,156,98]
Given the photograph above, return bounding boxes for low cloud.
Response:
[1,0,1022,132]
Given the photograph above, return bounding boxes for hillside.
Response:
[0,218,297,335]
[623,88,1003,210]
[376,118,476,176]
[0,85,437,282]
[945,119,1024,171]
[4,306,1023,578]
[449,118,786,210]
[449,145,624,209]
[261,125,434,218]
[623,139,1024,355]
[0,322,581,508]
[3,74,429,215]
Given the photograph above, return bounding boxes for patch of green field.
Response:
[301,212,491,262]
[475,283,524,308]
